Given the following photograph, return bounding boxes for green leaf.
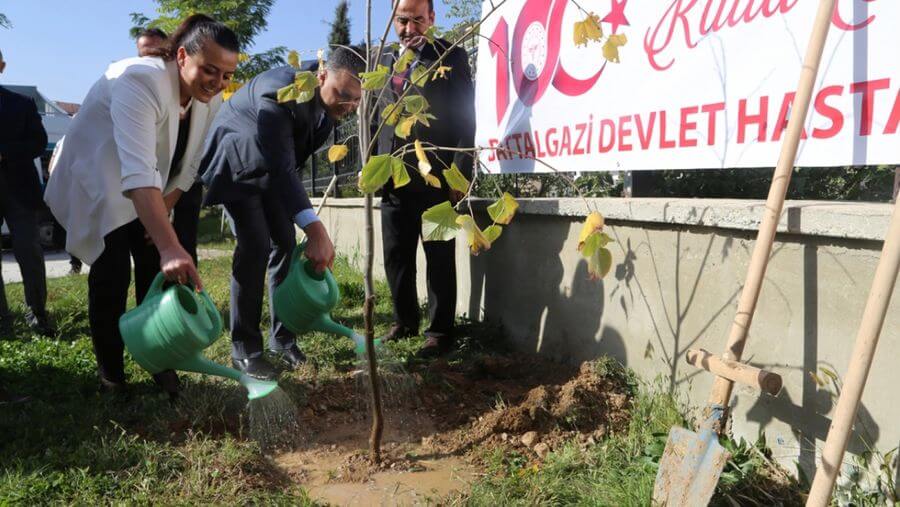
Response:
[422,201,461,242]
[424,26,438,44]
[394,48,415,73]
[276,84,299,104]
[581,232,614,258]
[391,158,410,189]
[360,64,390,91]
[411,65,430,87]
[587,247,613,280]
[442,163,470,193]
[358,154,397,193]
[293,71,318,103]
[484,224,503,243]
[487,192,519,225]
[401,94,428,114]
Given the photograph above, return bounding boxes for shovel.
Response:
[652,0,836,504]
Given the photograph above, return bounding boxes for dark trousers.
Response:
[172,182,203,265]
[87,219,160,383]
[224,193,296,360]
[0,180,47,318]
[381,198,456,337]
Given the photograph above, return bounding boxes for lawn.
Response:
[1,245,806,505]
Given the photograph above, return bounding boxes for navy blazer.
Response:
[0,86,48,209]
[376,38,476,205]
[199,66,334,217]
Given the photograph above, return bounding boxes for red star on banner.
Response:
[602,0,630,34]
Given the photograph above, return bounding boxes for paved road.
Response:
[2,249,230,284]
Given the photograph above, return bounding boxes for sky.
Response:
[0,0,456,103]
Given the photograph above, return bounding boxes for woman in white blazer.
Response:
[44,14,239,394]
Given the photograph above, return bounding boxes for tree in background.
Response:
[0,13,11,29]
[129,0,284,82]
[327,1,351,48]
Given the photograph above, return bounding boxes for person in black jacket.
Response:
[200,46,364,380]
[0,48,54,337]
[376,0,476,358]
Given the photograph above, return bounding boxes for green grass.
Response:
[0,253,397,505]
[459,380,804,506]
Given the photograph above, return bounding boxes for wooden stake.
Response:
[707,0,836,426]
[806,201,900,505]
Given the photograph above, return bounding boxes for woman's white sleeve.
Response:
[110,69,164,194]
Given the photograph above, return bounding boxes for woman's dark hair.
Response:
[152,14,239,61]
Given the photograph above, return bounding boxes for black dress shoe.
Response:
[416,335,455,359]
[271,345,306,370]
[232,356,278,381]
[381,324,417,342]
[152,370,181,400]
[25,310,55,337]
[98,376,129,396]
[0,314,13,336]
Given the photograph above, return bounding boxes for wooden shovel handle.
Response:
[686,349,782,396]
[708,0,837,412]
[806,202,900,506]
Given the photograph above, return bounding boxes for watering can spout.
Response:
[175,354,279,400]
[314,316,381,356]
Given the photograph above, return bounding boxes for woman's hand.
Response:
[303,221,335,274]
[159,244,202,290]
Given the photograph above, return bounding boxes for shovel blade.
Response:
[652,426,729,506]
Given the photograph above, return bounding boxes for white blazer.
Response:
[45,57,221,264]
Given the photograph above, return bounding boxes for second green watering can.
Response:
[120,273,278,400]
[273,243,379,355]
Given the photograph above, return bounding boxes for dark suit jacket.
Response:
[0,86,49,209]
[376,38,476,207]
[199,66,334,217]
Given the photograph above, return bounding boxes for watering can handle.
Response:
[145,272,167,300]
[182,280,224,340]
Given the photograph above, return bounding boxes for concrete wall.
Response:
[313,196,899,477]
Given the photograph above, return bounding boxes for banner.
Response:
[474,0,899,173]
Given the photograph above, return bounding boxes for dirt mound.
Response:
[422,360,632,458]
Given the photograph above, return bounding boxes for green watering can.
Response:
[120,273,278,400]
[273,243,379,355]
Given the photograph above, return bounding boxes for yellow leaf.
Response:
[573,13,603,47]
[432,66,452,80]
[423,173,442,188]
[414,140,432,174]
[381,102,403,125]
[456,215,492,255]
[603,33,628,63]
[293,71,318,103]
[487,192,519,225]
[222,81,243,100]
[483,224,503,243]
[237,53,250,63]
[424,26,438,44]
[395,115,416,139]
[577,212,605,251]
[422,201,460,241]
[276,83,299,103]
[288,50,301,69]
[327,144,349,163]
[442,163,470,194]
[317,48,325,68]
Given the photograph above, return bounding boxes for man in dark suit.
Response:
[0,48,54,337]
[200,46,364,380]
[376,0,476,357]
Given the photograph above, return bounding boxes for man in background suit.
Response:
[200,46,364,380]
[0,48,54,338]
[376,0,476,358]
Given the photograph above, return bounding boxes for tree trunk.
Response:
[360,0,384,463]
